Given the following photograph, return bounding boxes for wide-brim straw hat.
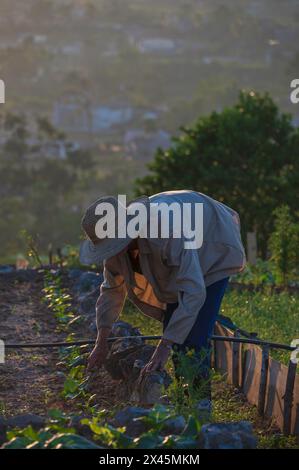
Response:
[79,195,149,265]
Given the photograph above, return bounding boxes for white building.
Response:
[137,38,176,54]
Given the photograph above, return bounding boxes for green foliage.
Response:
[0,112,94,260]
[258,434,298,449]
[19,229,43,267]
[233,260,276,286]
[42,270,90,405]
[4,426,52,449]
[268,206,299,286]
[81,404,201,450]
[167,349,211,418]
[135,92,299,256]
[3,425,101,449]
[222,289,299,365]
[132,408,200,449]
[81,417,132,449]
[61,365,89,400]
[43,270,78,326]
[123,288,299,367]
[3,409,80,449]
[60,245,82,268]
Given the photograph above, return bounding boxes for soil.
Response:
[0,271,118,417]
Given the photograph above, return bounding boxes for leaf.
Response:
[48,408,67,421]
[133,432,163,449]
[181,415,201,437]
[44,433,102,449]
[2,436,32,449]
[63,377,79,394]
[172,436,198,449]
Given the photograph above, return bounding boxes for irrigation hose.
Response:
[3,335,296,352]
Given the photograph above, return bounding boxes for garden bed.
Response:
[0,269,297,449]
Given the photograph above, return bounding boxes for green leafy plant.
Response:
[19,229,43,267]
[269,205,299,286]
[81,417,133,449]
[43,270,79,326]
[233,259,276,286]
[167,348,212,417]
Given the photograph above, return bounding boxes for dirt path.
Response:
[0,272,117,417]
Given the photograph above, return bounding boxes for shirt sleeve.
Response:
[162,243,207,344]
[96,261,127,331]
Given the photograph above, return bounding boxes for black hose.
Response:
[3,335,296,351]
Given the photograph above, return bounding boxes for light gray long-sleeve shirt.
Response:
[95,190,246,344]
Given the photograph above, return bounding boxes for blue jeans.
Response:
[163,277,229,395]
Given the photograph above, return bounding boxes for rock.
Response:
[0,265,15,274]
[0,416,7,445]
[6,414,45,430]
[104,322,144,379]
[68,269,84,280]
[162,415,186,435]
[104,340,146,380]
[74,272,103,295]
[198,421,257,449]
[104,321,171,404]
[69,415,93,440]
[119,344,156,378]
[0,268,39,282]
[112,406,150,437]
[89,320,97,333]
[110,321,141,339]
[195,398,212,422]
[78,288,99,317]
[136,370,172,406]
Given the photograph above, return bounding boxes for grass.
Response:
[123,286,299,366]
[221,289,299,365]
[123,300,162,336]
[212,377,298,449]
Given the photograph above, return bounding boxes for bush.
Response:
[269,206,299,286]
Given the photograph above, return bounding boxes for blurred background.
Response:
[0,0,298,262]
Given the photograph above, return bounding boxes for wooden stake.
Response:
[258,345,269,415]
[283,360,297,435]
[232,331,241,387]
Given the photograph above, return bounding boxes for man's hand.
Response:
[87,327,111,371]
[138,339,173,383]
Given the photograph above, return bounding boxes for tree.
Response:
[269,206,299,286]
[135,92,299,256]
[0,112,94,259]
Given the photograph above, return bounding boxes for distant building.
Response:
[35,140,80,159]
[61,43,82,55]
[33,35,47,45]
[202,55,248,65]
[92,106,133,131]
[137,38,176,54]
[124,129,171,159]
[53,102,90,133]
[52,102,134,134]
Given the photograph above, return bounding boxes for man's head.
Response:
[79,195,148,265]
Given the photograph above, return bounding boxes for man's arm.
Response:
[88,261,127,370]
[163,246,206,344]
[140,243,206,378]
[95,263,127,336]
